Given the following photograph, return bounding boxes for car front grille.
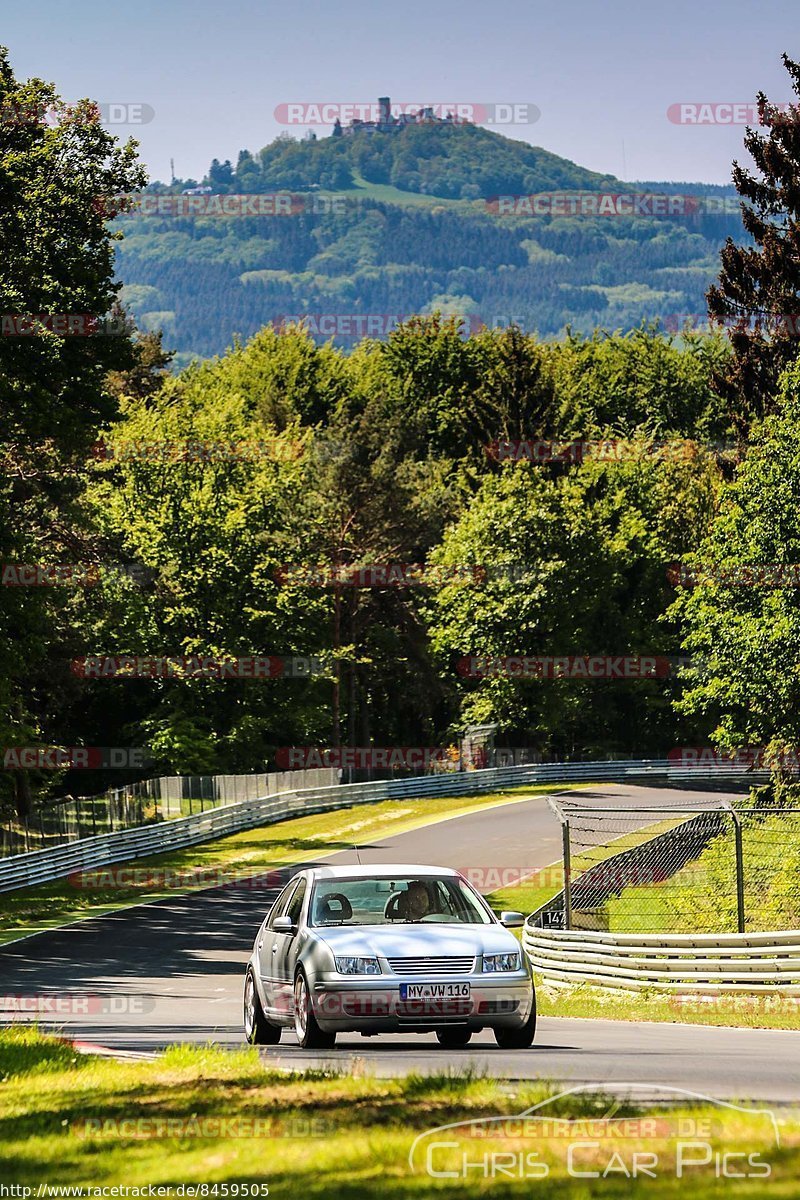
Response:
[387,956,475,976]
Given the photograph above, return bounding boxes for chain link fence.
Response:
[534,798,800,934]
[0,768,338,856]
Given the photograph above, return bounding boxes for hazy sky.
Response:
[4,0,799,185]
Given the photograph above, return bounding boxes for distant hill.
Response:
[227,122,621,200]
[114,123,744,363]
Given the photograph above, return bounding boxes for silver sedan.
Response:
[243,863,536,1049]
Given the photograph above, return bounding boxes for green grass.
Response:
[533,976,800,1031]
[0,784,590,946]
[317,171,478,211]
[1,1028,797,1196]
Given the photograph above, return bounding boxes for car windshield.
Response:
[309,875,492,926]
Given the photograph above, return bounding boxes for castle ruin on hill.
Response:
[332,97,466,137]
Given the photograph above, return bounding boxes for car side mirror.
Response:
[500,911,524,928]
[273,915,295,933]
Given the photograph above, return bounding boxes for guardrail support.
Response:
[562,818,572,930]
[732,810,746,934]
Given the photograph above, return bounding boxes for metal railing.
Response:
[0,768,340,856]
[522,927,800,994]
[0,757,763,894]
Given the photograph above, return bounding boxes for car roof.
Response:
[309,864,460,879]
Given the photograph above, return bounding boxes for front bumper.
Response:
[310,971,534,1032]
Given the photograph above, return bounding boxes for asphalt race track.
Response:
[1,783,797,1100]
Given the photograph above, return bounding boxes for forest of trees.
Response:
[3,47,800,817]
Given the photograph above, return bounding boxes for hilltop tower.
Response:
[378,96,391,127]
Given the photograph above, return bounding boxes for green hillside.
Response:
[113,123,744,363]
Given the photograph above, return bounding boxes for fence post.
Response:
[732,810,745,933]
[562,818,572,930]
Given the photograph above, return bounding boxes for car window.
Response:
[266,880,298,929]
[285,877,307,926]
[309,875,492,926]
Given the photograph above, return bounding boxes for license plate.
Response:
[399,983,471,1000]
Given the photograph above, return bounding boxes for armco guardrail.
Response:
[522,927,800,994]
[0,767,341,856]
[0,757,763,894]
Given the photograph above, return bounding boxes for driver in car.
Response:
[404,879,431,921]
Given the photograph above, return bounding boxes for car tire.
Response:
[243,966,281,1045]
[294,971,336,1050]
[494,992,537,1049]
[435,1026,473,1048]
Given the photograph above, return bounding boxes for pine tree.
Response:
[707,54,800,434]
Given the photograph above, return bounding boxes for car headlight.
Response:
[334,956,381,975]
[483,952,521,972]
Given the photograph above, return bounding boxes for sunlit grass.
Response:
[533,975,800,1031]
[1,1029,797,1196]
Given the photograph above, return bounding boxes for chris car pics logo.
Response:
[409,1085,778,1182]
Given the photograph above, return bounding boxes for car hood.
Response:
[312,922,518,960]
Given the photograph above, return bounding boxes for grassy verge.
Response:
[1,1028,796,1196]
[0,783,589,946]
[533,977,800,1031]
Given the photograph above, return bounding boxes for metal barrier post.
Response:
[732,810,746,933]
[562,818,572,930]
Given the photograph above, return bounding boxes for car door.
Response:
[272,877,308,1018]
[257,880,296,1016]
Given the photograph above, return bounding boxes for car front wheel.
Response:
[294,971,336,1049]
[243,967,281,1045]
[494,993,537,1049]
